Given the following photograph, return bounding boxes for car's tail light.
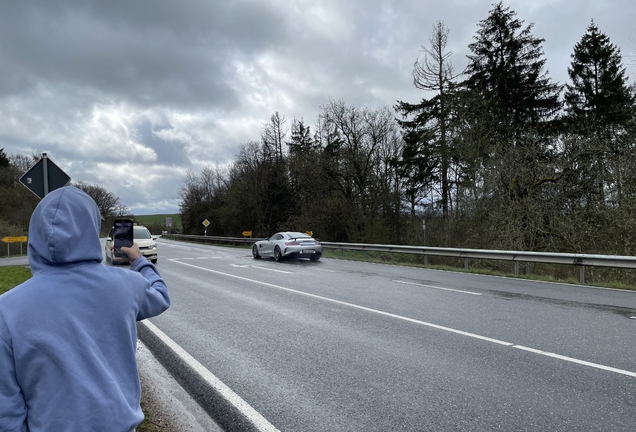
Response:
[285,241,300,246]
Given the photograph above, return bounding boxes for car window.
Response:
[272,234,283,241]
[133,227,152,239]
[288,232,309,238]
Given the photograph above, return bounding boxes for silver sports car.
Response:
[252,231,322,262]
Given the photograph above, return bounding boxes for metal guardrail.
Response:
[162,234,636,284]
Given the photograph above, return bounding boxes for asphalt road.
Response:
[137,239,636,430]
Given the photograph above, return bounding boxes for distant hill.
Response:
[134,213,182,231]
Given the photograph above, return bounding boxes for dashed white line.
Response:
[393,280,481,296]
[250,266,293,274]
[171,260,636,379]
[513,345,636,378]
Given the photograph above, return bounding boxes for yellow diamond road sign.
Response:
[202,219,210,227]
[2,236,28,243]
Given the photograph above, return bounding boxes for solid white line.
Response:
[140,320,280,432]
[171,259,636,379]
[393,280,482,296]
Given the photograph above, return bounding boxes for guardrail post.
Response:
[340,248,344,257]
[464,258,469,270]
[364,250,368,260]
[579,266,585,284]
[391,251,394,261]
[514,262,519,275]
[424,255,428,266]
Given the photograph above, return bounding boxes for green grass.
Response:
[0,266,32,295]
[136,401,163,432]
[134,214,182,229]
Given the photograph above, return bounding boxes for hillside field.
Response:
[134,213,182,230]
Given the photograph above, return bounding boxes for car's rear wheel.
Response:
[310,252,322,262]
[252,244,261,259]
[274,246,283,262]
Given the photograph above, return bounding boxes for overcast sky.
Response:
[1,0,634,215]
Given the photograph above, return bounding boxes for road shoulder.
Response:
[137,341,223,431]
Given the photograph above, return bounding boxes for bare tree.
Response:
[73,180,121,219]
[261,112,288,162]
[398,20,463,219]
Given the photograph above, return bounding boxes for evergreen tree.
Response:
[465,2,561,135]
[0,148,10,168]
[562,21,635,208]
[463,1,561,200]
[286,118,318,224]
[564,20,633,133]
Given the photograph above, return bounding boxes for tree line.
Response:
[180,3,636,259]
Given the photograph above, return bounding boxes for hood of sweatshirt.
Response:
[28,186,103,275]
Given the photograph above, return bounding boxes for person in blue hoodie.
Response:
[0,186,170,431]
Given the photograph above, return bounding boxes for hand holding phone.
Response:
[120,243,142,263]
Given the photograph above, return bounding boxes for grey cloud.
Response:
[0,0,289,109]
[1,0,634,215]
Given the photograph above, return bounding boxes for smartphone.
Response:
[113,218,134,258]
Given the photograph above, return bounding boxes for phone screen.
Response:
[113,219,134,257]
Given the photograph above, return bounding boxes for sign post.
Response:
[202,219,210,236]
[19,153,71,199]
[2,236,28,257]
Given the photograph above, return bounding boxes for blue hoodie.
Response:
[0,186,170,431]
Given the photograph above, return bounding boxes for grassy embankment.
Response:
[0,266,31,295]
[133,214,182,231]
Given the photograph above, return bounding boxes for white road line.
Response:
[231,264,293,274]
[393,280,481,296]
[513,345,636,378]
[251,266,293,274]
[140,320,280,432]
[171,260,636,379]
